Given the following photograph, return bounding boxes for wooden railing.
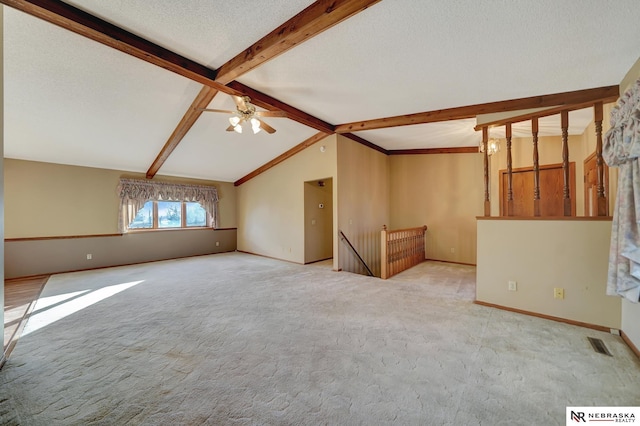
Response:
[477,98,614,217]
[380,225,427,279]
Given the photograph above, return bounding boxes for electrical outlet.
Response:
[508,281,517,291]
[554,287,564,299]
[215,241,220,247]
[86,254,92,260]
[450,248,455,254]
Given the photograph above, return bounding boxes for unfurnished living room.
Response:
[1,1,640,425]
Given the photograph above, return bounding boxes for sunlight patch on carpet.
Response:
[22,280,144,336]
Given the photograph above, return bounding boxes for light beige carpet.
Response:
[0,252,638,425]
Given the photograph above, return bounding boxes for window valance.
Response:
[117,178,218,232]
[604,77,640,302]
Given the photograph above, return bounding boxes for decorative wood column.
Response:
[482,126,490,216]
[561,110,571,216]
[505,123,514,216]
[532,118,541,216]
[594,102,607,216]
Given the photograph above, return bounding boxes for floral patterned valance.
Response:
[117,178,218,232]
[604,77,640,302]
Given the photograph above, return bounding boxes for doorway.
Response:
[304,178,333,264]
[499,162,576,216]
[583,151,609,216]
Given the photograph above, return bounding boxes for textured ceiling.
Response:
[4,1,640,182]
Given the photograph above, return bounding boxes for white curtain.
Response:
[117,178,219,232]
[603,77,640,302]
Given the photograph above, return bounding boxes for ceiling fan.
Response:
[200,95,287,134]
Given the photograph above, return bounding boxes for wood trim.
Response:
[0,0,226,91]
[425,259,476,267]
[234,132,330,186]
[216,0,382,84]
[476,215,612,221]
[146,87,218,178]
[532,118,541,216]
[5,233,123,242]
[6,251,236,281]
[341,133,388,155]
[505,123,514,216]
[482,127,490,216]
[388,147,478,155]
[594,102,607,216]
[473,98,618,131]
[236,250,304,265]
[621,330,640,360]
[474,300,612,333]
[561,110,571,216]
[336,85,620,133]
[4,228,237,242]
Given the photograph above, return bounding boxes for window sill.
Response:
[125,227,214,234]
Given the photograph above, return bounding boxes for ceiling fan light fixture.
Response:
[250,118,261,134]
[233,124,242,134]
[229,116,241,127]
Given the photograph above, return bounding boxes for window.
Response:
[127,201,210,230]
[118,178,218,233]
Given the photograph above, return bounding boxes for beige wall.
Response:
[237,134,338,265]
[389,153,483,264]
[4,159,237,238]
[304,178,333,263]
[336,135,389,276]
[3,159,238,278]
[477,219,621,329]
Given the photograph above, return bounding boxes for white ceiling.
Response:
[4,1,640,182]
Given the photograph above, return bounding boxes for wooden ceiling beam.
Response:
[341,133,388,155]
[473,96,619,131]
[150,0,379,177]
[216,0,382,85]
[0,0,228,91]
[146,87,219,179]
[388,147,479,155]
[4,0,379,178]
[335,85,620,133]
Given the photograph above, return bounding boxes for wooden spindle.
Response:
[594,102,607,216]
[381,225,388,279]
[532,118,541,216]
[561,110,571,216]
[482,126,490,216]
[506,123,514,216]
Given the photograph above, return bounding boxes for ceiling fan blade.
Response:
[199,108,236,114]
[258,119,277,134]
[254,110,287,118]
[232,95,248,111]
[225,125,236,132]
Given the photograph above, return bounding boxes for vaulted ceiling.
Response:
[4,1,639,183]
